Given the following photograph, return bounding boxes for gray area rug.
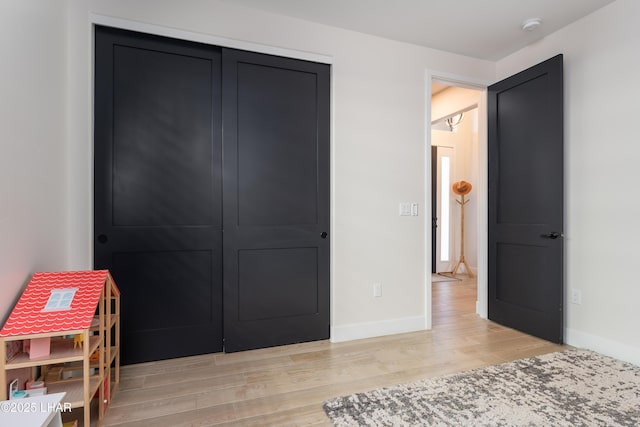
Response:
[323,349,640,426]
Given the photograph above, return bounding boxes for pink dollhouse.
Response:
[0,270,114,358]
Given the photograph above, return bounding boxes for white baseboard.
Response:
[565,328,640,366]
[330,316,425,343]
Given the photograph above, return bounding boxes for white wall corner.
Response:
[565,328,640,366]
[330,316,426,343]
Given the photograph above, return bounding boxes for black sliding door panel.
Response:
[94,26,223,363]
[222,49,330,352]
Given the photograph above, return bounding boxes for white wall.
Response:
[61,0,495,341]
[0,1,69,322]
[497,0,640,364]
[66,0,93,271]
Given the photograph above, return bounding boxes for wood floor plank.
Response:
[99,276,567,426]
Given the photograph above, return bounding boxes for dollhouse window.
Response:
[42,288,78,311]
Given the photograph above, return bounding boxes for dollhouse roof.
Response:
[0,270,119,337]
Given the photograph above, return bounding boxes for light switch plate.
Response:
[399,203,411,216]
[373,283,382,297]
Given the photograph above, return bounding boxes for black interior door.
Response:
[222,48,330,352]
[488,54,564,343]
[94,26,223,363]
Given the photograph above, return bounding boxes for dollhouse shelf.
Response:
[47,376,103,408]
[3,336,101,370]
[0,270,121,427]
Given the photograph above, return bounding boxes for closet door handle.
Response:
[97,234,108,244]
[320,232,328,239]
[540,232,562,239]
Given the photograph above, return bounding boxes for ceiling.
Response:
[223,0,615,61]
[431,82,449,96]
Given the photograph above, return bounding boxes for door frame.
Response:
[424,70,490,329]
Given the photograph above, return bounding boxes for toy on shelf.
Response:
[73,334,83,349]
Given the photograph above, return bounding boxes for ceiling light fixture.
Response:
[446,113,464,131]
[522,18,542,32]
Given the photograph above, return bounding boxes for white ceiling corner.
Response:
[222,0,615,61]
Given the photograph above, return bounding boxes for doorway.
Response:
[428,57,563,340]
[430,81,484,319]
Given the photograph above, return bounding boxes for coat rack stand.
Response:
[452,192,474,277]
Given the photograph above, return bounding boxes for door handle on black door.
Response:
[97,234,108,244]
[320,232,328,239]
[540,232,562,239]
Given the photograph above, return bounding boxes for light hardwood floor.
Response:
[95,276,565,426]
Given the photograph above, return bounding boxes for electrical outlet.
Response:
[373,283,382,297]
[399,203,411,216]
[570,289,582,305]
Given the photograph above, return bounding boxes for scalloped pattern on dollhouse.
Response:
[0,270,112,337]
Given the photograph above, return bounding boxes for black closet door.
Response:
[94,26,223,364]
[222,49,330,352]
